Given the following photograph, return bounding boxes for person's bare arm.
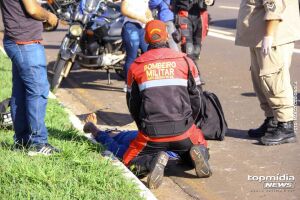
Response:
[121,0,150,24]
[265,20,280,36]
[22,0,58,26]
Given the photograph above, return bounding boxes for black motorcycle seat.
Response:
[108,21,122,36]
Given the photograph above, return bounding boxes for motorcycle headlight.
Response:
[69,24,83,37]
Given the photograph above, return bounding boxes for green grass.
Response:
[0,53,142,199]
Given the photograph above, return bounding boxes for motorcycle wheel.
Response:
[51,58,70,92]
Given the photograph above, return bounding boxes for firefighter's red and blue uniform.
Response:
[123,47,207,168]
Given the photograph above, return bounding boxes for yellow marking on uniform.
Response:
[150,28,162,34]
[144,61,176,80]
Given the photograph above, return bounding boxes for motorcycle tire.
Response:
[51,58,69,92]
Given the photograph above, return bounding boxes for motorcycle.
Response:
[40,0,79,31]
[51,0,125,91]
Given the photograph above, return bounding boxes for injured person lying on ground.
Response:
[83,113,212,189]
[84,20,213,189]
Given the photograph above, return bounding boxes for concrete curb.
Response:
[0,45,7,57]
[0,44,156,200]
[49,91,157,200]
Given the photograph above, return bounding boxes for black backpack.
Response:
[196,91,227,140]
[183,57,227,140]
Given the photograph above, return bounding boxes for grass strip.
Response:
[0,53,142,200]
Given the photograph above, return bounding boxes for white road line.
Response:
[219,6,239,10]
[208,31,235,41]
[209,28,233,35]
[208,31,300,54]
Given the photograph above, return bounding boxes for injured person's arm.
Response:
[83,113,137,159]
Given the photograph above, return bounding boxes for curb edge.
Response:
[50,91,157,200]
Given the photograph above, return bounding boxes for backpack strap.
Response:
[183,56,202,121]
[182,56,196,86]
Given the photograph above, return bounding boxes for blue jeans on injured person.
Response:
[3,37,49,146]
[122,22,148,82]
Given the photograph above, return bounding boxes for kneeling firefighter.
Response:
[124,20,212,189]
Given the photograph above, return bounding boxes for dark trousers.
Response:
[123,124,207,174]
[178,14,202,61]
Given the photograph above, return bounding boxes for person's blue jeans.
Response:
[3,38,49,146]
[122,22,148,82]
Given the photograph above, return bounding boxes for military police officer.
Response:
[235,0,300,145]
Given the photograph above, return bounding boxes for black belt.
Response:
[141,117,194,138]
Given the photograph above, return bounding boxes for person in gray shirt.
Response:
[1,0,60,155]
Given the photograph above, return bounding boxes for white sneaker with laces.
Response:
[28,143,60,156]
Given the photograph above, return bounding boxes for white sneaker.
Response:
[123,84,127,93]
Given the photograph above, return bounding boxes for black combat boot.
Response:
[261,121,296,145]
[248,117,277,138]
[147,151,169,189]
[189,145,212,178]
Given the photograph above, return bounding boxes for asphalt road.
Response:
[3,1,299,199]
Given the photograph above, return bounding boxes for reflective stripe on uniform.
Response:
[194,76,201,85]
[138,78,188,91]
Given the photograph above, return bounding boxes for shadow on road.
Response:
[49,28,68,32]
[46,60,124,92]
[241,92,256,97]
[47,60,56,72]
[225,128,257,140]
[78,111,133,127]
[72,82,124,92]
[165,160,198,179]
[210,19,237,29]
[96,110,133,126]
